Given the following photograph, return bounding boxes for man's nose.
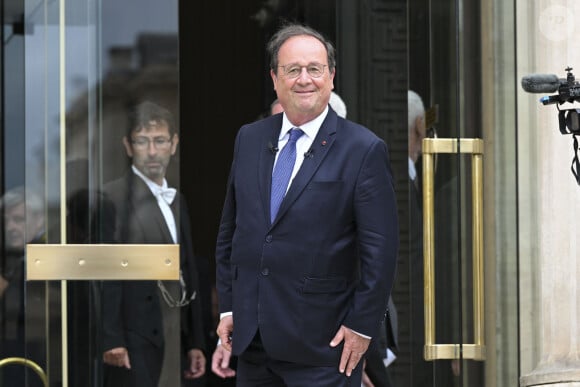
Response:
[147,141,158,154]
[296,67,312,82]
[5,218,18,229]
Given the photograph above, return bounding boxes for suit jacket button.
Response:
[265,235,273,243]
[153,329,158,335]
[261,268,270,276]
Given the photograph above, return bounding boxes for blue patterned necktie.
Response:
[270,128,304,222]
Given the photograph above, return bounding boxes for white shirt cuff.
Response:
[220,311,233,320]
[348,327,371,340]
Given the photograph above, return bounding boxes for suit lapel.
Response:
[271,111,338,227]
[130,174,174,243]
[170,196,181,241]
[258,119,283,224]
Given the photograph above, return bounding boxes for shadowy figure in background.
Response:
[407,89,434,387]
[0,186,45,387]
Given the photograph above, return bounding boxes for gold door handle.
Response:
[0,357,48,387]
[422,138,486,361]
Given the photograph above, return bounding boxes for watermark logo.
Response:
[539,5,574,42]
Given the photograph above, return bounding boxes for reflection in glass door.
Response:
[1,0,188,386]
[402,0,519,386]
[1,0,46,385]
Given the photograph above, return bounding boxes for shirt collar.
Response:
[408,157,417,181]
[132,165,168,194]
[279,105,329,140]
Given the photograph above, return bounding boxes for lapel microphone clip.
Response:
[268,142,279,154]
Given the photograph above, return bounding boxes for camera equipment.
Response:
[522,67,580,106]
[521,67,580,184]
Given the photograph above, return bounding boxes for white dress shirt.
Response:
[131,165,177,243]
[273,106,329,191]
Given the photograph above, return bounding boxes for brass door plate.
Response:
[26,244,179,280]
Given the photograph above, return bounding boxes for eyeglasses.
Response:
[278,63,328,79]
[131,137,172,149]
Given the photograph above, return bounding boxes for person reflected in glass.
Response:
[1,186,44,298]
[1,186,45,387]
[101,100,206,387]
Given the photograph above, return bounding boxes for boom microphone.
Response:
[521,74,561,93]
[524,67,580,185]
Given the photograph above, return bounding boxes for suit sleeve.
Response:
[102,280,127,351]
[215,129,242,314]
[343,139,399,337]
[181,263,206,352]
[101,186,127,351]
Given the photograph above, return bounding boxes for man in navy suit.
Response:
[215,24,399,387]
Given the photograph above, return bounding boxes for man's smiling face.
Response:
[270,35,335,127]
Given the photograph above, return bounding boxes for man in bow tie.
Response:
[102,100,206,386]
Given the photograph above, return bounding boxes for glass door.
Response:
[1,0,190,385]
[400,0,518,386]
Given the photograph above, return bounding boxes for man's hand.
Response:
[216,315,234,352]
[103,347,131,369]
[362,359,375,387]
[0,275,8,298]
[183,348,206,379]
[329,325,371,377]
[211,343,236,378]
[451,359,461,376]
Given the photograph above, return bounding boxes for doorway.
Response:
[0,0,518,386]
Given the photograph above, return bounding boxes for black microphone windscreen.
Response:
[521,74,560,93]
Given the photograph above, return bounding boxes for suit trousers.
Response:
[236,331,363,387]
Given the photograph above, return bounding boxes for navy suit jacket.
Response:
[216,108,399,366]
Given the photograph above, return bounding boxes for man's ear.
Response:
[270,69,278,92]
[414,115,425,140]
[414,116,422,132]
[122,136,134,157]
[170,133,179,155]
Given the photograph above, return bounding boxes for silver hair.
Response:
[329,92,347,118]
[408,90,425,132]
[1,186,44,213]
[267,23,336,74]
